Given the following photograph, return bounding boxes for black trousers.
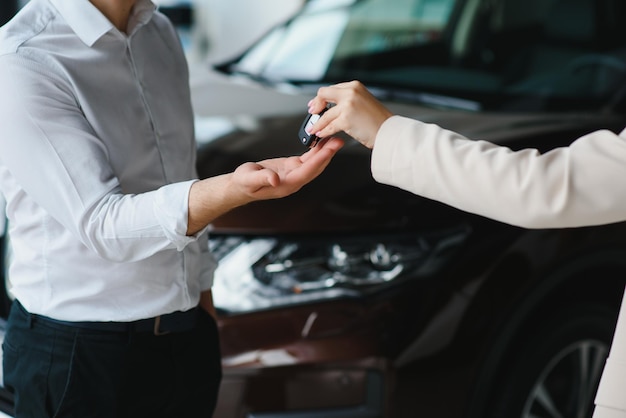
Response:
[2,301,222,418]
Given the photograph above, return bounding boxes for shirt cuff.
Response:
[153,180,207,251]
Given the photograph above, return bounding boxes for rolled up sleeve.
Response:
[154,180,209,251]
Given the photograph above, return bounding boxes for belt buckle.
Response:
[153,316,170,336]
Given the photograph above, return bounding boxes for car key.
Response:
[298,107,328,148]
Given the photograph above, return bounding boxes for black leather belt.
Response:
[16,300,198,336]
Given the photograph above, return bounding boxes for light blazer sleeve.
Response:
[371,116,626,229]
[594,290,626,416]
[370,115,626,417]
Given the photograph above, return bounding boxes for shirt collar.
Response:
[127,0,158,36]
[48,0,157,47]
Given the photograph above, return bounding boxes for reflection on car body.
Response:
[3,0,626,417]
[196,0,626,417]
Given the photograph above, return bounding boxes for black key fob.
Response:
[298,108,327,148]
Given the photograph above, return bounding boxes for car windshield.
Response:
[225,0,626,111]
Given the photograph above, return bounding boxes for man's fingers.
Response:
[237,163,280,190]
[300,137,344,163]
[290,139,343,183]
[235,137,343,200]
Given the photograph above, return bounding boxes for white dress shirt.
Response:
[371,115,626,417]
[0,0,216,321]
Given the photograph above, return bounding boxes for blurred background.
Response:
[4,2,626,418]
[153,0,306,65]
[1,0,305,66]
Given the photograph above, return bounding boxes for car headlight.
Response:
[209,226,470,313]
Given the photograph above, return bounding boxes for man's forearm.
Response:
[185,137,345,236]
[186,173,251,236]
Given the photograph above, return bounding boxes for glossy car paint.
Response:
[3,0,626,417]
[197,101,626,417]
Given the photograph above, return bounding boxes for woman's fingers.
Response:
[307,81,392,148]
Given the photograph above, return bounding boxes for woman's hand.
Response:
[307,80,393,149]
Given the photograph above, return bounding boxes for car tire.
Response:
[488,304,615,418]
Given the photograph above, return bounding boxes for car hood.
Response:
[192,72,625,234]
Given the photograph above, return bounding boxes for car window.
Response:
[228,0,626,112]
[235,0,457,81]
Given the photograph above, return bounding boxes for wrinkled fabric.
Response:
[0,0,216,321]
[371,115,626,417]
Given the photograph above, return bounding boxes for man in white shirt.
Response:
[307,80,626,418]
[0,0,343,416]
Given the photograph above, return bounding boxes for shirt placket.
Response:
[124,36,192,308]
[125,37,169,184]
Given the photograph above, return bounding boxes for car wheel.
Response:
[489,305,615,418]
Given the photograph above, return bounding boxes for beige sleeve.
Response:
[371,116,626,229]
[370,116,626,414]
[594,289,626,417]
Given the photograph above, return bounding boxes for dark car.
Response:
[3,0,626,417]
